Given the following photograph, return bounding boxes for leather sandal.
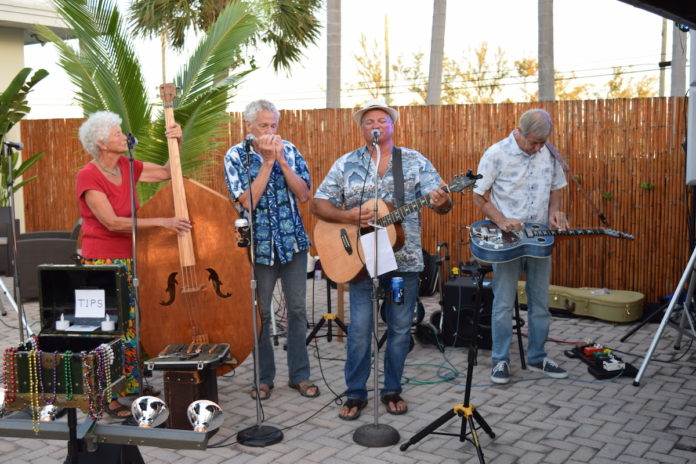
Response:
[381,393,408,415]
[105,402,132,419]
[288,380,320,398]
[338,397,367,421]
[250,384,273,400]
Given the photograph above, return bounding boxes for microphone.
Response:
[127,133,138,150]
[2,141,23,150]
[244,133,256,152]
[371,129,380,144]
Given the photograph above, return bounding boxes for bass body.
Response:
[469,220,634,264]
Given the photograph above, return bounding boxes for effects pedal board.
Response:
[564,343,638,379]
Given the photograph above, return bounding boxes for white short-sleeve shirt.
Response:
[473,131,567,225]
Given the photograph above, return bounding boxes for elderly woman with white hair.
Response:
[76,110,191,420]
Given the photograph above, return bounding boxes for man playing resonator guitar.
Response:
[473,108,570,385]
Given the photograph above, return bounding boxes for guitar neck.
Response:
[377,184,452,227]
[527,228,606,237]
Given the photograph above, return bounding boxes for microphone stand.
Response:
[237,137,283,447]
[353,134,400,447]
[1,142,30,341]
[126,133,144,393]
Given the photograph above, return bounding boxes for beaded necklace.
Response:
[94,347,106,418]
[102,345,113,403]
[44,351,59,405]
[36,350,45,401]
[81,352,97,419]
[2,347,18,404]
[63,351,73,401]
[28,350,40,432]
[94,158,120,177]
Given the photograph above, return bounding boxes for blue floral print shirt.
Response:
[224,140,311,266]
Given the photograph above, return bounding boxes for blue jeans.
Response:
[345,271,418,400]
[491,257,551,365]
[254,251,310,386]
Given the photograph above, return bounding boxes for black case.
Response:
[164,370,218,431]
[432,275,493,349]
[38,264,130,337]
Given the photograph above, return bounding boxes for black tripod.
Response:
[400,264,495,462]
[306,274,349,344]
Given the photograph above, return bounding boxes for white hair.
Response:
[243,99,279,123]
[519,109,553,138]
[78,111,122,158]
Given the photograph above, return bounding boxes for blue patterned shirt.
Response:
[314,146,443,272]
[223,140,311,266]
[474,131,567,226]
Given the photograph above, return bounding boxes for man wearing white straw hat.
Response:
[311,99,452,420]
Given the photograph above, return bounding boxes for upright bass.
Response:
[137,83,255,374]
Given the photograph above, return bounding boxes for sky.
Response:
[23,0,689,118]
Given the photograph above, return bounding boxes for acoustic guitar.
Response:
[313,171,480,283]
[469,219,635,264]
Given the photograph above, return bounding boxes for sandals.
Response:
[105,401,132,419]
[381,393,408,415]
[288,381,320,398]
[250,384,273,400]
[338,398,367,421]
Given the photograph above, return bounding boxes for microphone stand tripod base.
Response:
[353,423,400,447]
[237,424,283,447]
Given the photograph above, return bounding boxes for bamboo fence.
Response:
[20,98,688,304]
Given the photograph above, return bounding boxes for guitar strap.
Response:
[545,141,609,227]
[392,146,405,208]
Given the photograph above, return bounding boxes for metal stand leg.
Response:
[306,277,348,344]
[0,276,31,335]
[400,265,495,461]
[634,246,696,386]
[514,296,526,370]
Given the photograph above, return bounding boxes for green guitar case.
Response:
[517,282,644,323]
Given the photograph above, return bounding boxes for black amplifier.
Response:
[431,275,493,349]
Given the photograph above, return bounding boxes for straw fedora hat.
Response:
[352,99,399,125]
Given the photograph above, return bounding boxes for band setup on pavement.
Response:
[1,94,659,464]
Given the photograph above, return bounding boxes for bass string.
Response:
[180,264,203,339]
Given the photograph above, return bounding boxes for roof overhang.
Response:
[618,0,696,30]
[0,0,72,44]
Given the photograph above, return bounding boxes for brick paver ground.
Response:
[1,276,694,463]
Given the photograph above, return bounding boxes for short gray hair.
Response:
[243,99,279,123]
[78,111,122,158]
[519,109,553,138]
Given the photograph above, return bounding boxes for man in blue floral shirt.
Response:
[473,109,570,385]
[312,99,452,420]
[224,99,319,400]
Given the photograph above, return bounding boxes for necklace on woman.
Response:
[94,158,120,176]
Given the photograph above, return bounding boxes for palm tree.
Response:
[35,0,258,200]
[326,0,341,108]
[0,68,48,206]
[128,0,323,76]
[538,0,554,101]
[426,0,446,105]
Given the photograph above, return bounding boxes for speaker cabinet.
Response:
[432,276,492,349]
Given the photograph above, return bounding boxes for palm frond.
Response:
[40,0,151,138]
[176,2,258,104]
